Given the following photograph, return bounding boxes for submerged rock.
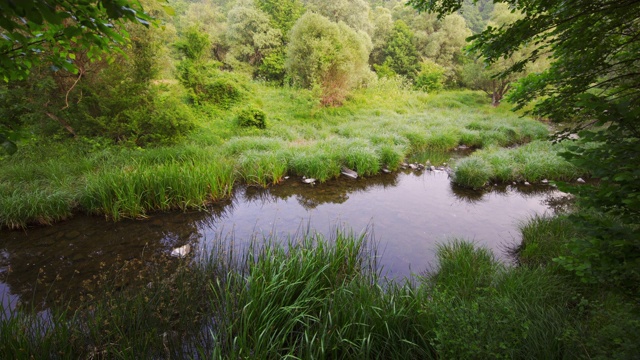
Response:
[341,167,358,179]
[170,244,191,258]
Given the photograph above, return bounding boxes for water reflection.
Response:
[1,170,561,310]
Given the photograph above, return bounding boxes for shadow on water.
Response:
[1,168,563,311]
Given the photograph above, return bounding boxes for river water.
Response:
[0,168,563,310]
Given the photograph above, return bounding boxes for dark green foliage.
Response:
[0,0,152,81]
[255,48,287,83]
[175,26,247,108]
[82,86,196,146]
[378,20,420,81]
[411,0,640,289]
[237,108,267,129]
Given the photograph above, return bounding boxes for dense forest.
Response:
[0,0,638,358]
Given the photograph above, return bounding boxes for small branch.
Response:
[62,67,84,110]
[45,112,76,137]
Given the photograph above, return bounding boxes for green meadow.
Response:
[0,83,569,229]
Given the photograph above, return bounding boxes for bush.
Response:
[81,84,196,146]
[177,60,247,108]
[414,60,445,92]
[237,108,267,129]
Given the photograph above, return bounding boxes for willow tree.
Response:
[286,13,372,106]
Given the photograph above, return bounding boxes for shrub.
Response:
[414,60,445,92]
[237,108,267,129]
[177,61,247,108]
[81,85,196,146]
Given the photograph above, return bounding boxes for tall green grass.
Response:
[1,229,605,359]
[453,140,583,188]
[81,159,235,220]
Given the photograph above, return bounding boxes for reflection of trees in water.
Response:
[243,173,401,210]
[0,211,209,310]
[450,182,560,204]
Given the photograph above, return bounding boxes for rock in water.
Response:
[341,166,358,179]
[541,179,549,184]
[171,244,191,258]
[382,168,391,174]
[524,181,531,186]
[577,178,586,183]
[302,177,316,184]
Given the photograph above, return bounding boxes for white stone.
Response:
[171,244,191,258]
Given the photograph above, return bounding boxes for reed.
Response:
[81,159,235,220]
[1,229,634,359]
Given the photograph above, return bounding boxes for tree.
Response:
[255,0,304,35]
[0,0,152,82]
[305,0,373,35]
[458,0,493,34]
[0,0,152,154]
[226,0,283,75]
[376,20,420,81]
[176,0,228,62]
[286,12,372,106]
[393,3,471,84]
[409,0,640,290]
[369,6,394,66]
[460,3,548,106]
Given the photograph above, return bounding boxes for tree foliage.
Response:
[306,0,373,35]
[376,20,420,81]
[0,0,152,82]
[410,0,640,290]
[460,3,548,106]
[286,12,372,106]
[226,0,283,74]
[255,0,305,35]
[393,3,471,83]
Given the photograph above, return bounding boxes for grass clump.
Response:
[452,140,583,187]
[237,150,288,187]
[288,145,342,182]
[81,160,235,220]
[452,157,493,188]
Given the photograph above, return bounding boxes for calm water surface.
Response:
[0,169,563,309]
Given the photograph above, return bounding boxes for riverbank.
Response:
[1,219,637,358]
[1,85,581,229]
